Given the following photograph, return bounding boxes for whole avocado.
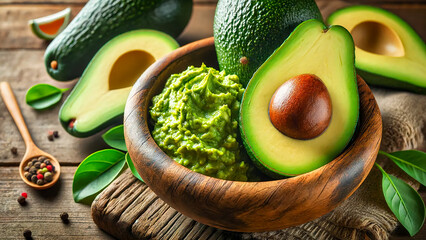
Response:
[45,0,193,81]
[214,0,323,86]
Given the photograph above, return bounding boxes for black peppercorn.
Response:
[60,212,69,223]
[25,172,32,181]
[36,179,44,185]
[10,147,18,155]
[23,229,31,239]
[17,196,26,205]
[47,134,54,141]
[53,130,59,138]
[24,166,30,172]
[38,156,47,162]
[29,167,37,174]
[31,175,37,183]
[34,162,41,169]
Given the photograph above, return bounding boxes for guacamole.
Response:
[150,64,249,181]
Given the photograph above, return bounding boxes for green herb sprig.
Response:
[377,150,426,236]
[73,125,143,204]
[102,125,127,151]
[72,149,127,204]
[25,83,68,110]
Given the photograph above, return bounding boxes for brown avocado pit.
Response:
[268,74,332,140]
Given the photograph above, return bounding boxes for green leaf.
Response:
[25,83,68,110]
[125,152,144,182]
[379,150,426,186]
[375,163,426,236]
[102,125,127,151]
[73,149,127,204]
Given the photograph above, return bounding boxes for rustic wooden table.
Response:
[0,0,425,239]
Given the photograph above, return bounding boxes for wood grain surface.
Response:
[0,0,425,239]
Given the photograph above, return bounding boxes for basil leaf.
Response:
[125,152,144,182]
[102,125,127,151]
[379,150,426,186]
[73,149,126,204]
[376,163,426,236]
[26,83,68,110]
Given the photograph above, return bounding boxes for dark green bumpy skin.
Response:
[45,0,192,81]
[213,0,323,87]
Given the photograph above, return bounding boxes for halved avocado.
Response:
[240,19,359,177]
[328,6,426,93]
[59,30,179,137]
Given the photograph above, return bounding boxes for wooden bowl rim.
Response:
[124,37,382,232]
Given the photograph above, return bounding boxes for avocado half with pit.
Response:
[328,5,426,93]
[59,30,179,137]
[240,19,359,177]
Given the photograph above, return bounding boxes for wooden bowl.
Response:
[124,37,382,232]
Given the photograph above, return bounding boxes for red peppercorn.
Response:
[37,174,44,179]
[46,165,53,171]
[21,192,27,198]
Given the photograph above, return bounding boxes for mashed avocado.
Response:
[150,64,249,181]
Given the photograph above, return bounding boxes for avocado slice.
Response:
[45,0,192,81]
[59,30,179,138]
[213,0,323,87]
[240,19,359,177]
[328,6,426,93]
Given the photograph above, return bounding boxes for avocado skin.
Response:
[357,69,426,94]
[45,0,192,81]
[213,0,323,86]
[59,112,123,138]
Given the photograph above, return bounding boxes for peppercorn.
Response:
[44,172,53,182]
[37,169,43,175]
[53,130,59,138]
[23,229,31,239]
[38,156,46,162]
[40,163,46,169]
[60,212,69,223]
[51,165,55,172]
[46,165,53,172]
[44,159,51,165]
[36,179,44,185]
[27,161,33,167]
[34,162,41,169]
[17,195,26,205]
[29,167,37,174]
[21,192,27,198]
[25,172,32,181]
[37,174,44,180]
[24,166,30,172]
[31,175,37,183]
[47,134,54,141]
[10,147,18,155]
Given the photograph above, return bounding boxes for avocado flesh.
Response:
[240,20,359,177]
[328,5,426,93]
[59,30,179,137]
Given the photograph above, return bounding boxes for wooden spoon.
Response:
[0,82,60,190]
